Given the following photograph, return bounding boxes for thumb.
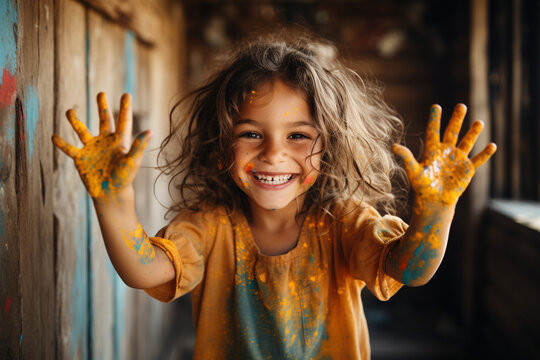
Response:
[127,130,153,160]
[393,143,421,179]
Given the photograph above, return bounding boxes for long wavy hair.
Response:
[157,31,408,219]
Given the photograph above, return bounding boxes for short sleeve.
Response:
[340,205,408,301]
[144,209,215,303]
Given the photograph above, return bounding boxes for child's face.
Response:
[232,78,321,211]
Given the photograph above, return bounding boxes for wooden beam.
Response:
[76,0,163,46]
[54,0,90,358]
[17,0,56,357]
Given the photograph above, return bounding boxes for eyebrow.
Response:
[235,118,316,128]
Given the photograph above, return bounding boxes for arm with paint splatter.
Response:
[52,93,175,289]
[386,104,497,286]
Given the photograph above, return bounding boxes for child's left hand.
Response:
[393,104,497,207]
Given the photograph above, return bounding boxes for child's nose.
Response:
[258,138,286,164]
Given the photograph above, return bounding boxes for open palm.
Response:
[52,93,152,199]
[393,104,497,206]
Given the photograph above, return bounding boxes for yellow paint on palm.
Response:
[393,103,496,207]
[389,103,497,285]
[74,133,136,198]
[122,223,156,264]
[52,92,151,201]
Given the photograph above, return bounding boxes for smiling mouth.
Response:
[253,173,294,185]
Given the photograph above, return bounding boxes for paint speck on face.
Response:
[303,175,314,186]
[244,162,254,174]
[249,90,257,104]
[238,176,249,189]
[285,111,289,116]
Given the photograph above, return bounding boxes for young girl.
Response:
[52,34,496,359]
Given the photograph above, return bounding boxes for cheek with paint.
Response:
[238,162,255,189]
[302,175,316,188]
[122,224,155,264]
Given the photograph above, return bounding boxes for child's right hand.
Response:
[52,93,152,200]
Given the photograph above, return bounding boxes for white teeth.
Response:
[254,174,293,185]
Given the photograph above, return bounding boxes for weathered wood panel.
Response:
[54,0,89,358]
[77,0,162,45]
[115,28,141,360]
[17,0,55,358]
[0,0,21,358]
[1,0,186,358]
[87,9,125,359]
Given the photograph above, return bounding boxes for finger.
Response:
[471,142,497,169]
[393,143,422,179]
[52,134,79,158]
[127,130,153,160]
[423,104,442,159]
[116,93,133,143]
[443,103,467,146]
[458,120,484,155]
[97,92,114,134]
[66,109,93,144]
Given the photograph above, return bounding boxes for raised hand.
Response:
[393,104,497,207]
[52,93,152,200]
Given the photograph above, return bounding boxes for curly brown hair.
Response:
[157,31,408,219]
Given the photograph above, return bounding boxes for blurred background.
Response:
[0,0,538,359]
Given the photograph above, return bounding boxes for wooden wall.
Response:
[0,0,185,358]
[480,201,540,358]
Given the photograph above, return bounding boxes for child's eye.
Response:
[288,133,311,140]
[239,131,261,139]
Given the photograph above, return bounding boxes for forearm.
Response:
[386,199,455,286]
[93,186,174,289]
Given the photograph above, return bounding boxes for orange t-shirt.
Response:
[145,201,407,359]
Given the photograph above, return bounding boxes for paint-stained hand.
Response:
[52,93,152,199]
[393,104,497,206]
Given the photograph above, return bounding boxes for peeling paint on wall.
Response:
[0,0,17,74]
[70,195,89,359]
[23,85,38,159]
[0,68,17,109]
[124,31,136,100]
